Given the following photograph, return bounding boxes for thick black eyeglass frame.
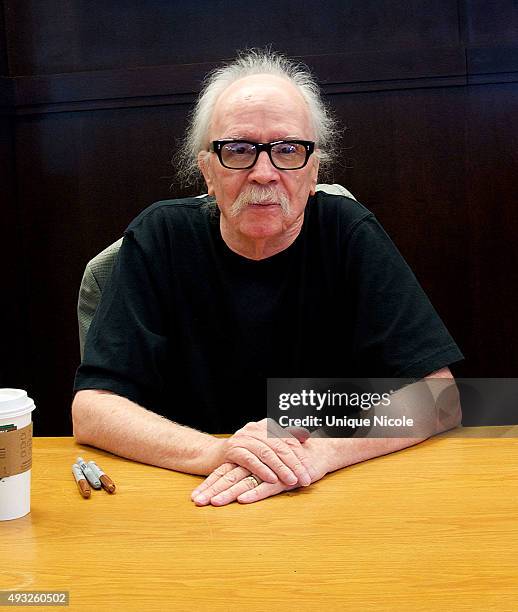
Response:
[210,140,315,170]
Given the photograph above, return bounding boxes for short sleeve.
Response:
[344,215,463,378]
[74,231,171,411]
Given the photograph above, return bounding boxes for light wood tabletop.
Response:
[1,429,517,611]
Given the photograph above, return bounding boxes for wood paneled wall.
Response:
[0,2,23,392]
[1,0,517,433]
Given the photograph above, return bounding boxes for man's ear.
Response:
[198,151,215,196]
[309,154,320,196]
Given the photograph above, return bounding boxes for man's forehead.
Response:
[218,73,303,101]
[211,74,312,136]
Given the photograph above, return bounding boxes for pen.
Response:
[72,464,91,498]
[76,456,101,489]
[88,460,116,493]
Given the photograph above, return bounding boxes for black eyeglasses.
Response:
[210,140,315,170]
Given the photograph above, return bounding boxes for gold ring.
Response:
[247,475,261,487]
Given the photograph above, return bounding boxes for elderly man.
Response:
[73,50,463,506]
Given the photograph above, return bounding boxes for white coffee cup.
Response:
[0,389,36,520]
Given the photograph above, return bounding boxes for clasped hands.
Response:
[191,418,328,507]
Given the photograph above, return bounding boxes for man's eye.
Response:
[226,143,253,155]
[277,144,298,154]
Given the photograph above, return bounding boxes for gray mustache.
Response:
[230,186,291,217]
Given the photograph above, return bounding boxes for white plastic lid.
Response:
[0,389,36,419]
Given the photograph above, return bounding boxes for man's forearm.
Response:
[308,368,462,474]
[72,389,224,475]
[304,435,427,474]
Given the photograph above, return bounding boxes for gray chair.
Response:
[78,184,357,357]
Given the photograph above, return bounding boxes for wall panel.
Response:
[0,0,26,389]
[2,1,517,432]
[5,0,460,75]
[14,104,192,433]
[330,87,471,369]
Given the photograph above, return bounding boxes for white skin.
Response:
[198,73,320,260]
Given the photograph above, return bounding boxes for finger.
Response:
[280,435,315,482]
[237,480,298,504]
[193,465,250,506]
[225,444,280,484]
[238,426,311,486]
[265,420,313,484]
[264,438,313,486]
[227,440,300,485]
[228,438,311,487]
[191,463,236,500]
[209,474,264,507]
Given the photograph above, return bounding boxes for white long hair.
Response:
[175,49,338,186]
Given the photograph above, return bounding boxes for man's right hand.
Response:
[210,418,314,487]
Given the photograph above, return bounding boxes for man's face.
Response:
[199,74,319,245]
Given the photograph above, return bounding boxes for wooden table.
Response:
[1,429,517,611]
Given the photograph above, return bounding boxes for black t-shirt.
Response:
[74,193,463,433]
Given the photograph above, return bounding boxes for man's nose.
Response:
[248,151,279,183]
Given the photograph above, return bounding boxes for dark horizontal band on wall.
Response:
[9,46,518,115]
[13,93,198,116]
[468,72,518,85]
[321,75,468,95]
[13,77,475,116]
[305,47,466,85]
[13,47,466,108]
